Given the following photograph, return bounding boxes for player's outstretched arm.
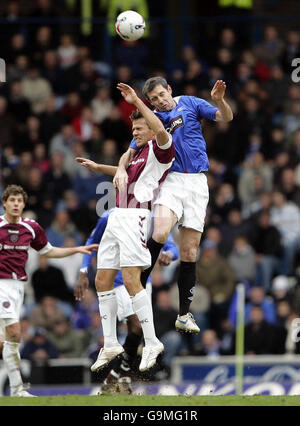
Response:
[43,244,98,258]
[117,83,169,146]
[211,80,233,122]
[75,157,117,176]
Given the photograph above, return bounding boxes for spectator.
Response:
[49,124,78,158]
[0,96,16,148]
[72,106,95,142]
[39,95,63,144]
[270,191,300,275]
[101,105,131,152]
[253,210,282,291]
[85,124,105,160]
[7,79,31,126]
[21,327,59,361]
[253,25,285,67]
[48,318,84,358]
[276,168,300,205]
[29,296,67,332]
[228,235,256,283]
[91,86,114,124]
[153,289,183,371]
[196,329,224,357]
[60,92,84,123]
[21,66,53,114]
[49,236,83,291]
[244,306,284,355]
[245,286,276,324]
[46,209,82,247]
[31,256,74,304]
[57,33,78,70]
[238,152,273,212]
[196,239,236,332]
[97,139,119,166]
[43,152,72,202]
[41,50,65,95]
[219,209,252,256]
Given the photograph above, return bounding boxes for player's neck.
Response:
[4,213,21,224]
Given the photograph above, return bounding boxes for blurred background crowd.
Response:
[0,0,300,379]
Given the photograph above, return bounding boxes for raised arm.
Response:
[117,83,169,146]
[211,80,233,122]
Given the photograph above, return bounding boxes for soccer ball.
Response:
[115,10,145,41]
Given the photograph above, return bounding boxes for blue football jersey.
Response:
[130,95,218,173]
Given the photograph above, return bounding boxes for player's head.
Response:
[142,77,174,112]
[130,109,154,147]
[2,184,28,218]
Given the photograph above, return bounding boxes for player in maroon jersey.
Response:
[76,83,175,374]
[0,184,98,397]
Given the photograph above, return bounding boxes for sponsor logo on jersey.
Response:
[166,115,184,134]
[129,158,145,166]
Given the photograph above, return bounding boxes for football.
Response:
[115,10,145,41]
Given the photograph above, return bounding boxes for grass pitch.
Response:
[1,395,300,406]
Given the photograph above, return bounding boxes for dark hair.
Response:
[129,109,144,121]
[2,184,28,204]
[142,76,169,100]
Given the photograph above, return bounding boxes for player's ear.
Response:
[167,85,172,95]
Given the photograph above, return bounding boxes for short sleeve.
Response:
[30,222,53,254]
[152,134,175,164]
[190,96,218,121]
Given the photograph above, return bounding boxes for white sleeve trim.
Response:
[80,267,88,274]
[38,242,53,255]
[156,132,173,150]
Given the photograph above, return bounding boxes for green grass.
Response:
[1,395,300,406]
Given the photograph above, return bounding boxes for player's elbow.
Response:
[156,129,169,145]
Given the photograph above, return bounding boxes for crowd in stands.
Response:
[1,0,300,377]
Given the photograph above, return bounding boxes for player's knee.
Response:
[5,323,21,342]
[95,275,110,292]
[180,245,198,262]
[152,229,169,244]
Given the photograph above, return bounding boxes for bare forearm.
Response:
[215,99,233,122]
[134,98,166,137]
[44,247,79,258]
[96,164,117,176]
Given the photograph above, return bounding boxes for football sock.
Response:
[123,331,142,360]
[131,289,159,346]
[97,290,119,348]
[178,261,196,316]
[140,238,164,287]
[3,341,23,389]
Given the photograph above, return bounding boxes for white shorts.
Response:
[115,282,152,322]
[97,208,152,271]
[154,172,209,232]
[0,279,24,338]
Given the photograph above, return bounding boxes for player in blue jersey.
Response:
[113,77,233,334]
[74,209,178,392]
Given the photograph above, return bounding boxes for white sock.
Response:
[3,341,23,389]
[131,289,159,347]
[97,290,119,348]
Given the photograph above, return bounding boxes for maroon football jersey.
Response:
[116,134,175,210]
[0,215,52,281]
